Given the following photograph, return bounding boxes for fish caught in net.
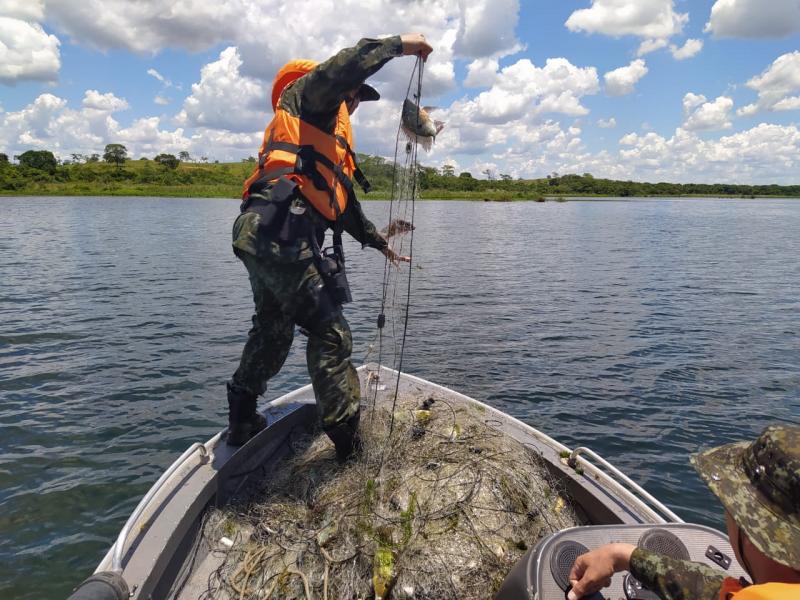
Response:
[400,98,444,152]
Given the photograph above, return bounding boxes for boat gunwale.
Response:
[385,365,680,524]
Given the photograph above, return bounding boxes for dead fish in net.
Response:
[401,99,445,152]
[381,218,416,238]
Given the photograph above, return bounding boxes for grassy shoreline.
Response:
[2,186,796,201]
[2,159,798,200]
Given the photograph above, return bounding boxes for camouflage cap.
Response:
[691,425,800,569]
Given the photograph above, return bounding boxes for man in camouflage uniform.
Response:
[568,424,800,599]
[226,34,433,454]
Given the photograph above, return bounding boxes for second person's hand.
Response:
[567,543,636,600]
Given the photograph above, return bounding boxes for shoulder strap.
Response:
[255,125,364,232]
[335,134,371,194]
[263,133,359,208]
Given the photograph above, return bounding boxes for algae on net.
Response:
[204,392,583,599]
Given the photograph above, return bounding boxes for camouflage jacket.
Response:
[630,547,728,600]
[234,36,403,261]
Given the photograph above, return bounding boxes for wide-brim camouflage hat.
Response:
[358,83,380,102]
[691,425,800,569]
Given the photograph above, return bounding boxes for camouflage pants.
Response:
[230,251,361,431]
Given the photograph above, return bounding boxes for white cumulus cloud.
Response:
[453,0,523,59]
[115,117,191,157]
[82,90,129,112]
[705,0,800,38]
[44,0,243,53]
[42,0,522,103]
[670,38,703,60]
[617,123,800,183]
[773,97,800,111]
[637,38,669,56]
[0,91,198,159]
[567,0,688,55]
[604,59,648,96]
[464,58,499,88]
[17,0,526,161]
[682,92,707,113]
[682,94,734,131]
[3,0,45,20]
[178,47,267,134]
[233,1,461,98]
[597,117,617,128]
[0,15,61,84]
[386,57,599,170]
[737,52,800,116]
[737,104,758,117]
[0,93,66,146]
[465,58,600,125]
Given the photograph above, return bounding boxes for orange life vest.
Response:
[719,577,800,599]
[242,103,369,221]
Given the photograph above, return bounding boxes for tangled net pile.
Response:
[203,390,583,599]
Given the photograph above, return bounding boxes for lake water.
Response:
[1,196,799,598]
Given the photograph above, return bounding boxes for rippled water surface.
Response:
[1,196,799,598]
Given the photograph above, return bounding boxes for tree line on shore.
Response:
[357,154,800,198]
[0,145,246,195]
[1,145,799,198]
[2,145,203,173]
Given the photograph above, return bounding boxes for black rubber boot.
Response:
[226,382,267,447]
[325,412,363,462]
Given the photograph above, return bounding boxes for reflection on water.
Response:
[1,196,798,598]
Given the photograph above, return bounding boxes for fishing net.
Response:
[197,60,585,600]
[201,383,583,600]
[360,56,424,381]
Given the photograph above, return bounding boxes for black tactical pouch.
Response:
[317,241,352,305]
[294,233,351,329]
[241,177,312,246]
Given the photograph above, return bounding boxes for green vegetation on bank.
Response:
[2,148,799,199]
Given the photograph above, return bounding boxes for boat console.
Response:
[496,523,747,600]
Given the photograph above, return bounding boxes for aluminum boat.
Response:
[67,365,746,600]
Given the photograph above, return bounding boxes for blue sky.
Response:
[1,0,799,183]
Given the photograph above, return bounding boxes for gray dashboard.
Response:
[496,523,747,600]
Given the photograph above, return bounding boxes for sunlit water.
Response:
[1,196,798,598]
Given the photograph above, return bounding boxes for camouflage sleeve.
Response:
[296,36,403,116]
[629,548,726,600]
[340,196,387,250]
